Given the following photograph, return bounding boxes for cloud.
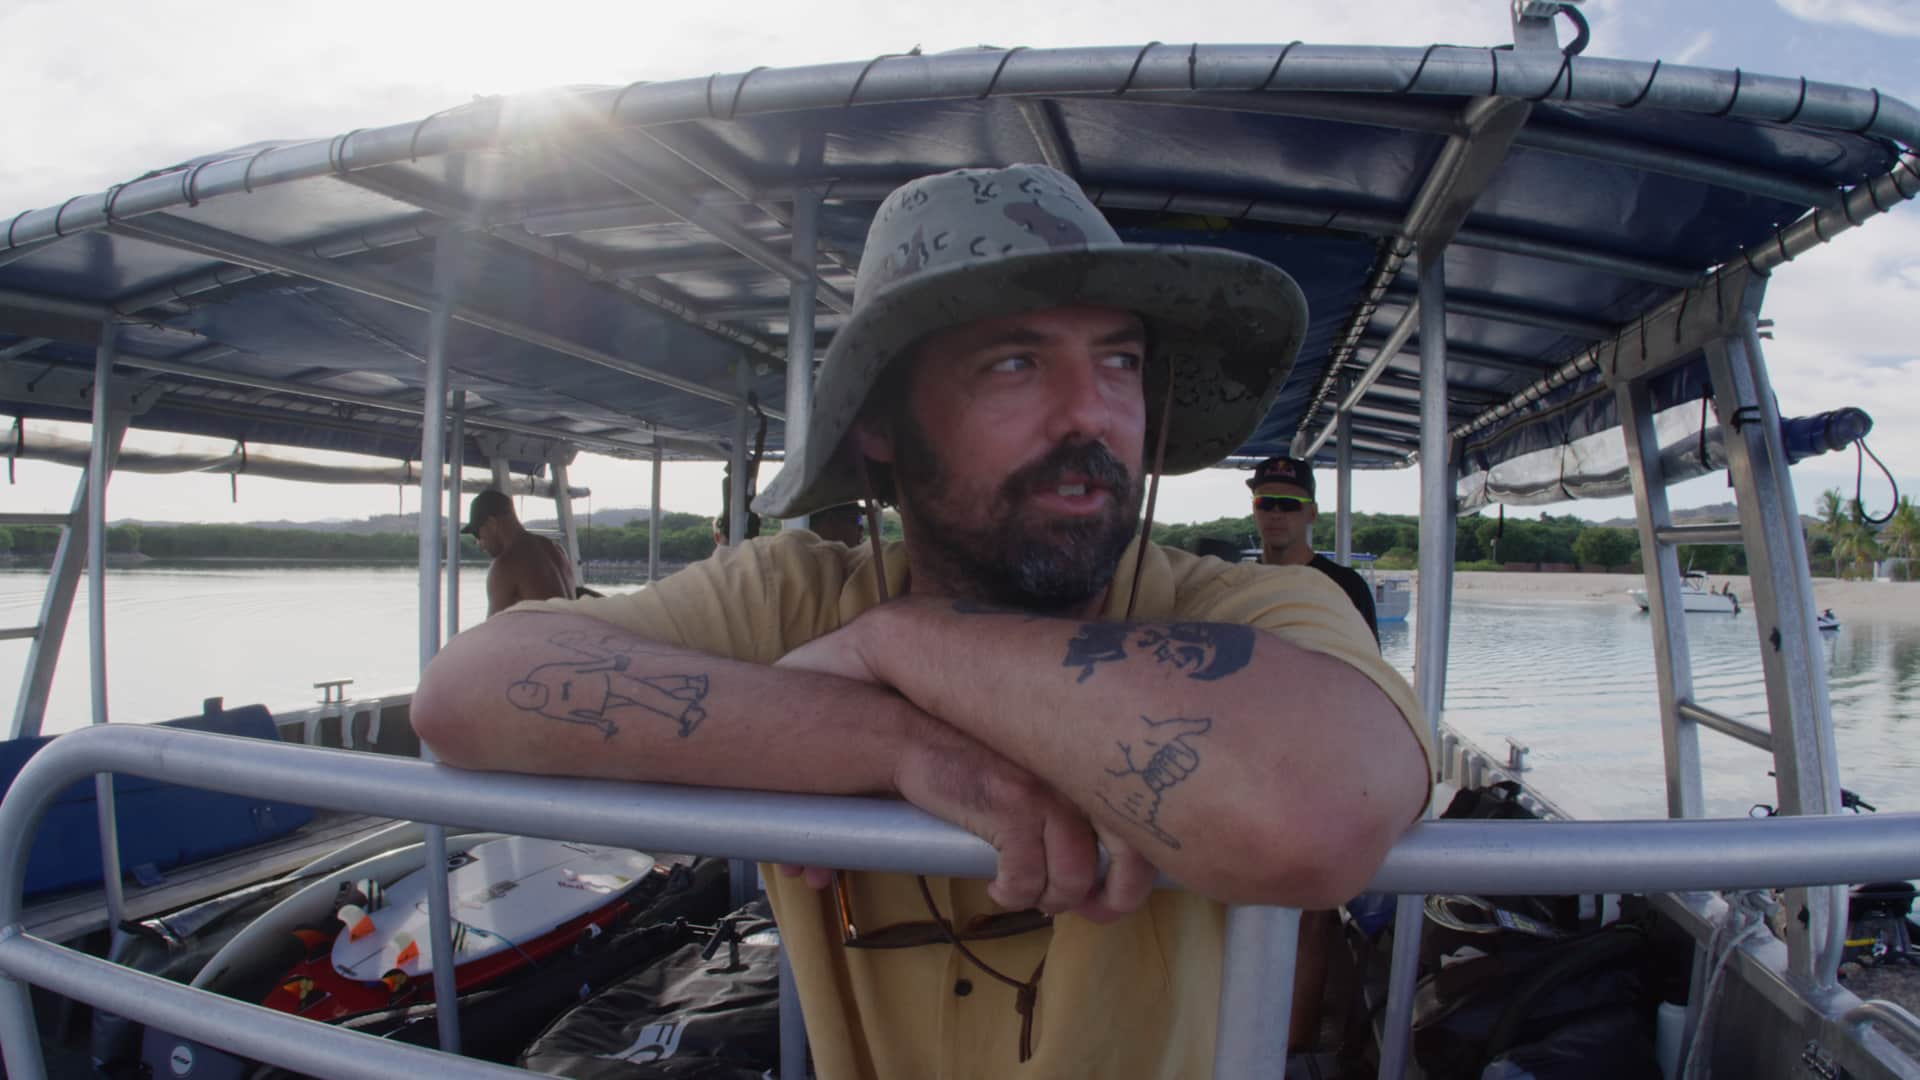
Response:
[1672,30,1716,65]
[1775,0,1920,36]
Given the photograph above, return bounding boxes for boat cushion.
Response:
[0,703,315,898]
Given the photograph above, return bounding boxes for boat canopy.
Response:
[3,38,1915,505]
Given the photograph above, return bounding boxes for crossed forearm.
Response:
[414,612,922,795]
[849,600,1425,904]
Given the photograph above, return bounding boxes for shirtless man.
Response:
[462,488,577,617]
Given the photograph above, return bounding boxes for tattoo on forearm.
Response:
[1063,622,1253,683]
[1097,715,1212,849]
[504,631,709,740]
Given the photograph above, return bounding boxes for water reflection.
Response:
[1382,597,1920,821]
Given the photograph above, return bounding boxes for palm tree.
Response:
[1818,488,1847,578]
[1832,499,1882,580]
[1881,497,1920,581]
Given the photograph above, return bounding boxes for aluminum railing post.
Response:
[1616,377,1705,819]
[417,226,463,1054]
[1380,245,1455,1080]
[783,186,818,536]
[648,446,663,583]
[490,456,511,493]
[1702,281,1846,990]
[1336,411,1354,564]
[1212,905,1301,1077]
[729,362,751,549]
[727,361,753,907]
[86,322,126,931]
[446,392,464,638]
[552,455,582,577]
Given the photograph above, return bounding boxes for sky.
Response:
[2,0,1917,529]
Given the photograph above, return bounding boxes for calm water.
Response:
[4,565,1916,822]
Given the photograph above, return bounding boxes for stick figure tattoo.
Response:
[505,631,709,740]
[1097,715,1212,849]
[1063,622,1253,683]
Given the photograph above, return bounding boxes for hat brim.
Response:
[460,521,483,536]
[755,244,1306,518]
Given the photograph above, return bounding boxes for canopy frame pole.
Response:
[1297,94,1532,458]
[8,416,127,741]
[782,187,819,534]
[446,392,465,638]
[490,457,511,493]
[648,446,663,583]
[551,454,582,577]
[1379,245,1456,1080]
[1702,277,1846,991]
[726,361,754,908]
[1335,410,1354,564]
[416,225,462,1055]
[85,321,127,930]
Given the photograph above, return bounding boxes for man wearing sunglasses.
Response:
[415,164,1427,1078]
[1249,456,1379,640]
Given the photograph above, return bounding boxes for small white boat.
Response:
[1818,609,1841,632]
[1629,571,1740,614]
[1352,553,1410,623]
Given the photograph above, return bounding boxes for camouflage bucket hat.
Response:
[753,163,1309,519]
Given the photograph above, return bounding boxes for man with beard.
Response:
[414,164,1428,1078]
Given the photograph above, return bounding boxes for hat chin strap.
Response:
[860,457,891,604]
[1124,366,1177,622]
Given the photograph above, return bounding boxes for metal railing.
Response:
[4,726,1920,1079]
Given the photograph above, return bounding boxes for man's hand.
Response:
[777,609,1158,920]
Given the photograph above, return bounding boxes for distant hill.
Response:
[1597,501,1821,531]
[113,507,699,535]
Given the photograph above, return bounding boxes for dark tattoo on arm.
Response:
[504,631,709,740]
[1097,715,1212,849]
[1063,622,1254,683]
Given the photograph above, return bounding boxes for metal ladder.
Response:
[1618,276,1847,995]
[5,413,128,741]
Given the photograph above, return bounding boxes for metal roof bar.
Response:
[560,141,852,315]
[21,345,722,459]
[1381,287,1615,338]
[106,213,777,419]
[336,169,789,361]
[799,178,1700,288]
[1362,334,1547,379]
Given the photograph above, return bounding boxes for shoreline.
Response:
[1416,569,1919,622]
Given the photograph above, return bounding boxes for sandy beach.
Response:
[1406,570,1919,622]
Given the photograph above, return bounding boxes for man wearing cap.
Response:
[1248,456,1379,640]
[462,488,577,617]
[416,164,1427,1078]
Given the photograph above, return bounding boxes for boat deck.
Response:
[21,811,394,946]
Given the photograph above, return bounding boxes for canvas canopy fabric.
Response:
[2,38,1914,506]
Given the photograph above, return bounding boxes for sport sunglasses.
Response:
[1252,494,1312,513]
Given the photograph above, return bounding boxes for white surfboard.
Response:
[330,836,654,981]
[192,833,505,994]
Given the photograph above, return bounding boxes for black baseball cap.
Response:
[1245,456,1315,498]
[461,489,514,535]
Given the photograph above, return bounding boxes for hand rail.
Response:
[5,726,1920,1079]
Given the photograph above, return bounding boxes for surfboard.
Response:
[259,837,655,1021]
[329,836,654,981]
[192,833,505,996]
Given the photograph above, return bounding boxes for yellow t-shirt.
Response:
[524,530,1426,1079]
